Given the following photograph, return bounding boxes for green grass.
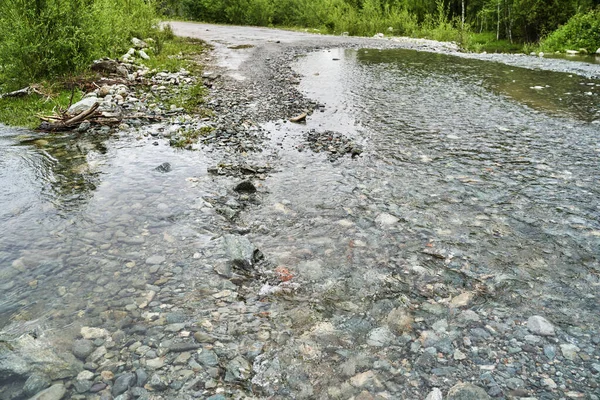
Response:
[0,88,83,129]
[0,35,207,128]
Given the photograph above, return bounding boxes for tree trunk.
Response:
[496,0,500,40]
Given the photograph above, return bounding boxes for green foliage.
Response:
[0,0,157,90]
[170,126,214,148]
[540,7,600,53]
[0,87,83,129]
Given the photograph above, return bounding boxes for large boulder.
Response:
[0,334,80,382]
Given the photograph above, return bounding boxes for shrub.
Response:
[0,0,157,90]
[540,8,600,53]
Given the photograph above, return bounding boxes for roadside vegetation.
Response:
[170,0,600,53]
[0,0,208,128]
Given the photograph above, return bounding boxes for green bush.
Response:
[540,7,600,53]
[0,0,157,90]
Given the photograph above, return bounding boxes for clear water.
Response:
[0,47,599,346]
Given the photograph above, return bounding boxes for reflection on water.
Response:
[252,48,600,327]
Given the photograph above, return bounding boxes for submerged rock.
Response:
[223,234,260,271]
[527,315,555,336]
[28,383,66,400]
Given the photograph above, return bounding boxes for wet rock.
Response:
[29,383,66,400]
[81,327,109,340]
[147,373,168,391]
[0,334,79,381]
[72,339,95,360]
[223,234,259,271]
[447,382,490,399]
[113,372,136,395]
[527,315,555,336]
[234,180,257,193]
[74,379,93,393]
[224,355,251,382]
[23,373,51,397]
[154,162,172,173]
[145,255,165,265]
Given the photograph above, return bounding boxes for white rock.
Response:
[367,327,395,347]
[81,326,109,339]
[542,377,557,389]
[450,291,474,307]
[596,48,600,55]
[67,97,98,116]
[375,213,399,226]
[453,349,467,360]
[350,370,375,387]
[131,37,147,49]
[527,315,555,336]
[138,50,150,60]
[146,357,165,369]
[566,49,579,55]
[426,388,443,400]
[76,370,95,381]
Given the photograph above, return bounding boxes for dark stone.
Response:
[23,373,51,397]
[135,368,148,387]
[72,339,95,360]
[234,180,256,193]
[113,372,136,396]
[90,382,107,392]
[154,162,171,173]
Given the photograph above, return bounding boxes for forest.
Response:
[0,0,599,90]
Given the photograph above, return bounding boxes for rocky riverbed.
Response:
[1,22,599,400]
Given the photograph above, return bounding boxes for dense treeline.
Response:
[163,0,600,45]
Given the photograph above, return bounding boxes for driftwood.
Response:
[38,103,100,132]
[289,112,307,123]
[0,86,44,100]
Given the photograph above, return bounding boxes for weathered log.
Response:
[0,87,32,99]
[38,102,100,132]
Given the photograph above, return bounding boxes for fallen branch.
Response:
[0,86,44,100]
[289,112,307,123]
[38,102,100,132]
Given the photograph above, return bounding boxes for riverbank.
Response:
[1,22,599,400]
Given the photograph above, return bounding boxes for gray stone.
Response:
[145,255,165,265]
[0,335,79,381]
[544,344,556,360]
[223,234,258,270]
[81,327,109,340]
[426,388,443,400]
[154,162,171,173]
[112,372,136,396]
[72,339,95,360]
[74,379,93,393]
[135,368,149,386]
[67,97,98,116]
[138,50,150,60]
[148,373,168,391]
[224,355,251,382]
[366,327,395,347]
[447,382,490,400]
[198,349,219,367]
[29,384,66,400]
[560,343,580,361]
[591,363,600,373]
[527,315,555,336]
[23,373,51,396]
[375,213,398,226]
[506,377,525,389]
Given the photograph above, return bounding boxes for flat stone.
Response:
[145,357,165,369]
[453,349,467,360]
[76,370,95,381]
[375,213,398,226]
[23,374,51,397]
[366,327,395,347]
[447,382,490,400]
[81,327,109,340]
[451,292,474,307]
[223,234,257,270]
[560,343,580,361]
[350,370,375,387]
[527,315,555,336]
[224,356,251,382]
[29,384,66,400]
[145,255,165,265]
[542,378,557,389]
